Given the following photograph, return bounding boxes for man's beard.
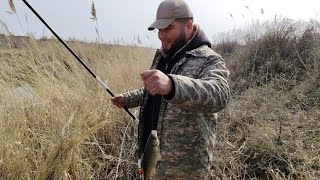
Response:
[163,31,188,56]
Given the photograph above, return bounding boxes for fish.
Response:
[142,130,161,180]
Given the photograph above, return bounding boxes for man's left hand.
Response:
[141,69,172,96]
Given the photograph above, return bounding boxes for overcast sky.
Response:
[1,0,319,47]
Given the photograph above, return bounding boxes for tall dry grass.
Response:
[0,17,319,179]
[0,35,154,179]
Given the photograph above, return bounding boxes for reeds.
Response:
[1,4,320,179]
[90,1,97,21]
[9,0,16,14]
[0,34,153,179]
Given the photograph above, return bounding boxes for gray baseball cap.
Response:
[148,0,193,31]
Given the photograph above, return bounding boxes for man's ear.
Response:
[186,20,193,35]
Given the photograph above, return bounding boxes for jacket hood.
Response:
[185,24,212,50]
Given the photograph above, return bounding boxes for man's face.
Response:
[158,20,188,55]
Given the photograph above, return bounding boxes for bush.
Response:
[212,18,320,179]
[218,19,320,93]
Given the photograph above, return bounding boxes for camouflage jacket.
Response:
[122,26,230,178]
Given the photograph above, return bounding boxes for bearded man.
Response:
[112,0,230,179]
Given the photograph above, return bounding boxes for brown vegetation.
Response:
[212,18,320,179]
[0,18,319,179]
[0,36,153,179]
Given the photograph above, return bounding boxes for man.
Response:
[112,0,230,179]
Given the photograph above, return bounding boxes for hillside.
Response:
[0,18,319,179]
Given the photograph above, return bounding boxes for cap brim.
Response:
[148,19,175,31]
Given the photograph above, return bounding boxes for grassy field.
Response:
[0,18,319,179]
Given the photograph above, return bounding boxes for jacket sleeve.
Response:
[122,87,144,108]
[164,55,230,113]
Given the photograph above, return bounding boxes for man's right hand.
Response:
[111,94,126,108]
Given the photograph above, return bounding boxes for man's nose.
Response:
[158,29,166,39]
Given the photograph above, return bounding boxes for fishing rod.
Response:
[22,0,138,122]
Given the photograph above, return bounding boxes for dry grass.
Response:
[0,18,319,179]
[0,36,154,179]
[212,18,320,179]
